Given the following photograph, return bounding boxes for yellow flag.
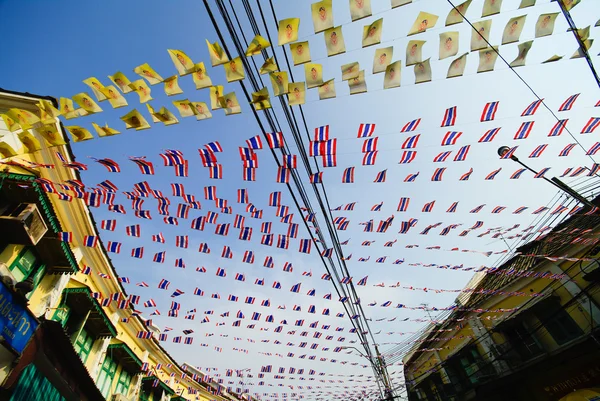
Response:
[251,87,272,111]
[108,72,133,93]
[471,19,492,51]
[206,40,229,66]
[224,57,245,83]
[270,71,289,96]
[172,100,195,117]
[571,39,593,59]
[439,32,459,60]
[167,49,195,76]
[414,59,432,83]
[147,104,179,126]
[0,142,18,158]
[59,97,80,120]
[18,130,42,153]
[502,15,526,45]
[304,63,323,88]
[129,80,153,103]
[576,26,590,42]
[91,122,120,137]
[482,0,502,17]
[341,62,360,80]
[65,125,94,142]
[392,0,411,8]
[259,57,278,75]
[134,63,164,85]
[363,18,383,47]
[324,26,346,56]
[543,55,563,63]
[406,40,426,66]
[1,114,19,132]
[477,47,499,73]
[288,82,306,106]
[73,93,103,114]
[447,56,466,79]
[36,124,66,146]
[245,35,271,56]
[219,92,241,115]
[510,41,532,67]
[408,12,439,35]
[83,77,108,101]
[348,71,367,95]
[318,79,336,100]
[561,0,580,11]
[6,108,40,130]
[278,18,300,45]
[99,85,128,108]
[446,0,471,26]
[191,102,212,120]
[164,76,184,96]
[120,109,150,130]
[384,61,402,89]
[535,13,559,38]
[37,99,61,124]
[290,41,311,65]
[209,86,224,110]
[311,0,333,33]
[373,47,393,74]
[519,0,535,8]
[192,62,213,89]
[350,0,372,21]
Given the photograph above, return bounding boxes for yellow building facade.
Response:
[0,89,243,401]
[403,206,600,401]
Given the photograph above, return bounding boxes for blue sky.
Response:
[1,0,599,399]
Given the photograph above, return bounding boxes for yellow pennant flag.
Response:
[91,122,120,137]
[245,35,270,56]
[37,99,61,124]
[408,12,438,35]
[439,32,459,60]
[350,0,372,21]
[6,108,40,130]
[348,71,367,95]
[324,26,346,56]
[341,62,360,80]
[477,47,499,73]
[471,19,492,51]
[447,53,468,78]
[362,18,383,47]
[18,130,42,153]
[519,0,535,7]
[535,13,559,38]
[502,15,526,45]
[192,62,213,89]
[510,41,533,68]
[446,0,471,26]
[414,59,432,83]
[209,86,224,110]
[406,40,426,66]
[392,0,411,8]
[191,102,212,120]
[259,57,278,75]
[543,55,563,63]
[167,49,195,76]
[270,71,289,96]
[164,76,184,96]
[0,142,18,158]
[318,79,336,100]
[83,77,107,101]
[571,39,593,59]
[129,80,153,103]
[304,63,323,88]
[288,82,306,106]
[224,57,245,83]
[172,100,195,117]
[251,87,272,111]
[373,46,393,74]
[108,72,133,94]
[1,114,19,132]
[311,0,333,33]
[219,92,242,115]
[482,0,502,17]
[73,93,103,114]
[65,125,94,142]
[560,0,580,11]
[36,124,66,146]
[290,41,311,65]
[148,104,179,126]
[384,61,402,89]
[59,98,80,120]
[278,18,300,46]
[99,85,128,108]
[120,109,150,130]
[134,63,164,85]
[206,40,229,66]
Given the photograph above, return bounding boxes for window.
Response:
[536,304,583,346]
[114,369,132,396]
[9,247,44,284]
[138,389,150,401]
[504,322,543,360]
[96,354,118,398]
[73,328,94,364]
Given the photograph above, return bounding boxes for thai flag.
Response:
[261,234,273,246]
[441,106,457,127]
[433,151,451,162]
[290,283,301,293]
[500,146,518,159]
[323,139,337,155]
[255,278,265,286]
[342,167,355,183]
[287,223,298,238]
[480,101,499,121]
[479,127,501,142]
[194,288,204,296]
[299,239,312,254]
[130,158,154,175]
[283,154,297,168]
[422,201,435,212]
[276,167,290,184]
[514,121,534,139]
[174,160,188,177]
[184,337,193,345]
[171,289,185,297]
[362,151,378,165]
[277,235,289,249]
[235,273,246,282]
[362,137,378,153]
[485,168,503,180]
[175,235,188,248]
[470,204,486,213]
[136,331,153,339]
[529,144,548,158]
[295,320,305,326]
[58,232,73,243]
[209,165,223,179]
[261,299,271,307]
[246,135,263,149]
[242,167,256,181]
[216,268,226,277]
[431,168,446,181]
[251,312,261,321]
[131,247,144,258]
[245,296,256,304]
[171,183,185,197]
[158,279,170,290]
[204,141,222,153]
[107,241,121,253]
[98,180,118,192]
[83,235,98,247]
[221,246,233,259]
[548,119,568,137]
[272,281,282,289]
[236,189,248,204]
[373,169,387,183]
[582,117,600,134]
[283,262,293,272]
[191,217,205,231]
[491,206,506,214]
[198,150,216,166]
[215,223,229,236]
[143,299,156,307]
[94,158,121,172]
[399,151,417,164]
[402,134,420,149]
[153,251,165,263]
[371,202,383,212]
[586,142,600,155]
[401,118,421,132]
[522,99,543,116]
[357,123,376,138]
[163,217,178,225]
[322,153,337,167]
[558,93,580,111]
[441,131,462,146]
[309,140,322,156]
[310,172,323,183]
[204,186,216,200]
[242,251,254,263]
[174,258,185,268]
[195,267,206,273]
[453,145,470,161]
[276,205,289,217]
[266,132,284,148]
[314,125,329,140]
[264,256,274,267]
[447,201,459,213]
[240,227,253,241]
[176,204,189,219]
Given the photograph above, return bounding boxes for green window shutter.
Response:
[51,304,71,327]
[73,328,94,364]
[9,248,38,282]
[9,363,66,401]
[97,354,118,398]
[115,369,132,395]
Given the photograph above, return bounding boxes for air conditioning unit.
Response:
[111,394,131,401]
[0,203,48,245]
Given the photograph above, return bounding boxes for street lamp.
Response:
[497,146,596,208]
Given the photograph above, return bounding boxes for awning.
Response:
[106,343,142,374]
[61,287,117,338]
[141,375,176,396]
